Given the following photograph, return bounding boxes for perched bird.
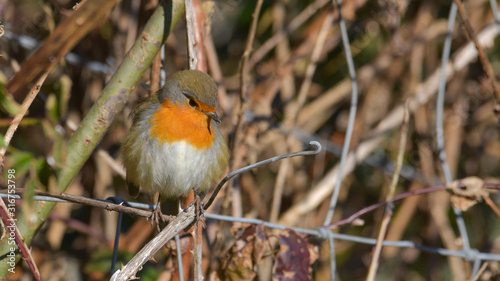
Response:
[122,70,229,223]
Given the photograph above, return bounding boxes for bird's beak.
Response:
[205,111,221,123]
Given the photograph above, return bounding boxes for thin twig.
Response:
[0,71,48,172]
[205,141,321,210]
[386,101,410,201]
[0,200,41,280]
[238,0,263,105]
[205,30,231,113]
[229,0,264,217]
[452,0,500,112]
[293,5,334,120]
[325,185,449,229]
[470,262,489,281]
[248,0,330,69]
[97,150,126,178]
[483,195,500,219]
[193,220,203,280]
[366,101,410,281]
[0,191,169,220]
[49,212,108,243]
[185,0,198,70]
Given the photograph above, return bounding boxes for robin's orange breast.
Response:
[148,100,216,149]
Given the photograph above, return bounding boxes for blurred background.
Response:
[1,0,500,280]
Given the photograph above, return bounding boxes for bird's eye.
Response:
[188,98,197,107]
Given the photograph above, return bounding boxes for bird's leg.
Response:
[150,194,170,232]
[192,192,206,227]
[151,197,162,232]
[182,192,206,229]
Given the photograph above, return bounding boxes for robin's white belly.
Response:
[136,138,226,198]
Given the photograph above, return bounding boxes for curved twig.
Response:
[204,141,322,210]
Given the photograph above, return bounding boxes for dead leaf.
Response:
[219,224,270,281]
[273,229,312,281]
[308,243,319,267]
[447,176,487,211]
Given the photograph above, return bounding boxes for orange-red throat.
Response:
[148,100,217,149]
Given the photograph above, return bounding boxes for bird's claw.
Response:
[185,194,206,227]
[150,201,172,232]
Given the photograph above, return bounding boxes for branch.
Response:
[111,205,196,280]
[452,0,500,112]
[0,199,40,280]
[185,0,209,277]
[185,0,198,70]
[0,72,48,171]
[366,101,410,281]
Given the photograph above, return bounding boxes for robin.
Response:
[122,70,229,225]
